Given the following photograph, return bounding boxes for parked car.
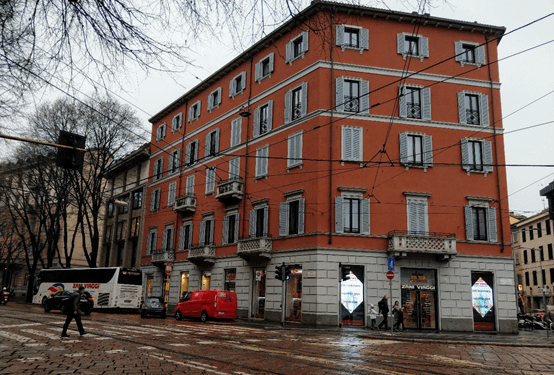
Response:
[140,296,166,318]
[42,290,94,315]
[174,290,237,322]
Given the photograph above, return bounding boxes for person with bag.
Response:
[393,300,404,331]
[377,295,389,330]
[61,286,87,338]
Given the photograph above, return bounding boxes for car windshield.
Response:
[146,297,163,304]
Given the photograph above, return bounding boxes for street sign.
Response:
[386,270,394,280]
[388,257,395,271]
[165,263,173,276]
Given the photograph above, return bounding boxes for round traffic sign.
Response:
[386,270,394,280]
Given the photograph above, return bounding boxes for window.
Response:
[185,139,199,166]
[230,117,242,147]
[188,100,201,123]
[529,225,534,240]
[335,196,370,234]
[464,204,497,242]
[546,219,552,235]
[205,167,216,194]
[179,222,193,251]
[108,202,115,218]
[533,270,538,286]
[399,133,433,168]
[224,269,236,292]
[130,217,140,238]
[336,77,369,114]
[287,131,302,168]
[407,196,428,235]
[169,150,180,174]
[255,53,274,82]
[118,196,129,214]
[229,157,240,180]
[207,87,222,111]
[222,213,239,245]
[253,101,273,138]
[341,126,363,162]
[229,71,246,98]
[168,182,176,206]
[132,190,142,209]
[279,197,305,236]
[249,206,268,238]
[156,123,166,142]
[523,250,528,264]
[150,188,161,212]
[397,33,429,61]
[525,271,529,286]
[539,246,545,261]
[461,139,493,174]
[537,222,542,238]
[548,244,553,260]
[162,226,174,251]
[455,41,485,67]
[153,157,163,181]
[255,145,268,178]
[186,174,195,195]
[171,113,182,132]
[458,92,489,126]
[336,25,368,52]
[522,228,526,242]
[199,218,214,246]
[146,229,157,255]
[205,129,220,158]
[285,31,309,64]
[398,85,431,120]
[284,82,307,124]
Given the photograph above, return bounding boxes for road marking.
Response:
[0,323,42,329]
[137,346,158,350]
[105,349,128,354]
[22,328,63,340]
[148,354,228,375]
[0,331,36,343]
[196,341,218,345]
[25,343,47,347]
[17,357,44,362]
[64,353,88,357]
[426,355,482,367]
[168,343,191,347]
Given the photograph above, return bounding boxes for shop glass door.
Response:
[471,271,495,331]
[285,266,302,321]
[401,268,437,330]
[252,268,266,318]
[340,265,364,326]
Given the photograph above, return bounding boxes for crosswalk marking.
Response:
[0,331,36,343]
[22,328,63,340]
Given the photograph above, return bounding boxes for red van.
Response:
[174,290,237,322]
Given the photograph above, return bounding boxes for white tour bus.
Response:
[33,267,142,310]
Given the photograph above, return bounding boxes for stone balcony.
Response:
[151,248,174,265]
[215,178,244,204]
[187,244,216,267]
[237,236,272,263]
[174,195,196,215]
[388,230,457,261]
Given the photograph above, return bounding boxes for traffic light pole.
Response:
[281,276,286,326]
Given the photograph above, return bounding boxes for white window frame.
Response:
[455,41,486,67]
[335,189,370,235]
[336,77,369,114]
[287,131,303,169]
[457,91,489,126]
[168,182,176,206]
[230,117,242,147]
[171,113,182,132]
[461,138,493,176]
[253,100,273,138]
[464,198,497,242]
[398,84,431,121]
[285,31,309,64]
[255,145,269,179]
[397,33,429,62]
[222,211,240,245]
[150,188,161,212]
[156,123,166,142]
[207,87,222,112]
[255,53,274,83]
[341,126,363,163]
[405,194,429,235]
[336,25,369,53]
[279,193,305,236]
[186,174,195,195]
[229,71,246,98]
[399,132,433,171]
[205,167,216,194]
[284,82,308,124]
[188,100,201,123]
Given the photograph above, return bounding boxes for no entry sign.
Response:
[386,270,394,280]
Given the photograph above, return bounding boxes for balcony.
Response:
[215,178,244,204]
[174,195,196,215]
[187,243,216,267]
[237,236,272,263]
[151,248,174,265]
[388,230,457,261]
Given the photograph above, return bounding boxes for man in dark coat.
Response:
[377,295,389,330]
[61,286,87,338]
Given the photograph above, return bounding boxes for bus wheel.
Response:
[200,311,208,323]
[175,310,182,321]
[42,298,50,313]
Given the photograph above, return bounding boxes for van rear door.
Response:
[214,291,237,318]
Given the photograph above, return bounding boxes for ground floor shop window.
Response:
[225,269,236,292]
[340,265,364,326]
[202,271,211,290]
[252,269,266,318]
[472,271,495,331]
[180,272,189,301]
[401,268,436,330]
[146,274,154,297]
[286,266,302,321]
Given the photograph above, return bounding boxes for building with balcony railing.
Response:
[140,2,515,332]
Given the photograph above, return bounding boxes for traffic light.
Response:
[284,265,292,280]
[56,130,86,171]
[274,264,284,281]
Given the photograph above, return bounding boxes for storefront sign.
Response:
[498,278,514,286]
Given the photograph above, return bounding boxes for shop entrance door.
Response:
[471,271,495,331]
[340,265,364,326]
[251,268,266,318]
[401,268,437,330]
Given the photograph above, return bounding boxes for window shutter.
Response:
[209,220,214,244]
[168,153,174,173]
[285,40,293,63]
[188,224,193,248]
[279,202,288,236]
[461,138,471,171]
[222,216,229,245]
[231,117,241,147]
[399,133,408,165]
[487,207,497,242]
[342,127,352,160]
[193,140,198,162]
[361,198,370,235]
[302,31,309,53]
[336,25,345,46]
[169,229,174,251]
[262,146,268,176]
[146,232,152,254]
[269,53,274,73]
[423,135,433,168]
[186,175,194,195]
[483,140,493,173]
[185,143,191,164]
[204,133,210,157]
[360,28,369,50]
[352,127,361,161]
[150,191,156,211]
[422,87,431,121]
[229,157,240,179]
[458,92,467,124]
[479,94,490,126]
[408,201,418,234]
[284,90,292,124]
[397,33,405,55]
[229,79,235,97]
[336,77,344,112]
[199,221,206,246]
[179,225,185,250]
[240,72,246,92]
[420,37,429,58]
[298,198,305,234]
[476,45,486,65]
[464,205,473,240]
[214,128,220,154]
[234,213,240,243]
[207,92,213,111]
[168,182,176,205]
[254,60,261,82]
[215,87,222,106]
[398,85,407,118]
[263,207,268,236]
[249,209,256,238]
[335,196,344,233]
[360,80,369,114]
[162,229,168,251]
[253,107,260,138]
[301,82,308,117]
[267,100,273,131]
[162,124,166,138]
[454,41,463,62]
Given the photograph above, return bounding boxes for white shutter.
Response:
[342,126,352,160]
[397,33,405,55]
[229,157,240,180]
[185,143,191,165]
[420,37,429,58]
[263,207,268,236]
[479,94,490,126]
[234,213,240,243]
[179,225,185,250]
[423,135,433,168]
[284,90,292,124]
[231,117,241,147]
[298,198,305,234]
[229,78,235,97]
[361,198,370,235]
[335,196,344,233]
[301,82,308,117]
[422,87,431,121]
[262,146,268,176]
[360,28,369,50]
[205,133,210,158]
[168,182,176,205]
[360,80,369,114]
[193,140,198,163]
[461,138,471,171]
[253,107,260,138]
[199,221,206,246]
[267,100,273,131]
[285,40,293,63]
[458,92,467,124]
[465,205,473,240]
[336,25,345,46]
[240,72,246,92]
[214,128,220,154]
[169,228,174,251]
[398,85,407,118]
[249,209,256,238]
[476,45,486,65]
[186,174,194,195]
[146,232,152,254]
[454,41,463,62]
[209,219,214,244]
[254,60,261,82]
[336,77,344,112]
[168,153,174,173]
[483,140,493,173]
[487,207,498,242]
[222,216,229,245]
[162,229,168,251]
[150,191,156,211]
[399,133,408,165]
[187,224,193,248]
[279,202,288,236]
[269,53,274,74]
[302,31,309,53]
[352,127,361,161]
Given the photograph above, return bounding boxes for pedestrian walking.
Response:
[368,304,377,330]
[377,295,389,330]
[61,286,87,338]
[393,300,404,331]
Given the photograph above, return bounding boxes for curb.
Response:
[357,333,554,348]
